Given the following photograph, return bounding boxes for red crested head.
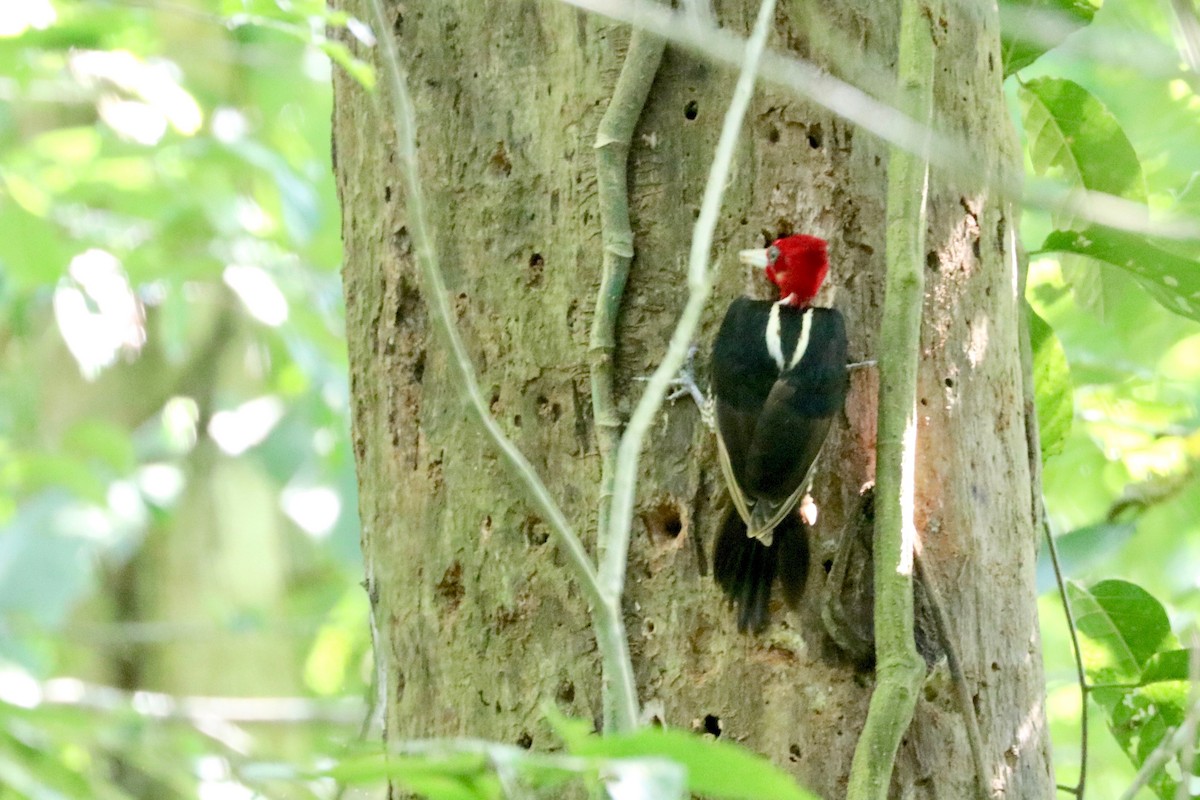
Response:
[739,234,829,307]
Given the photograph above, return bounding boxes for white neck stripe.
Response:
[766,302,785,369]
[789,309,814,369]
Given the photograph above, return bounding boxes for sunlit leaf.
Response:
[1020,78,1145,206]
[1027,304,1072,461]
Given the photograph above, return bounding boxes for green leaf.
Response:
[1040,226,1200,322]
[1139,648,1194,685]
[1000,0,1100,75]
[1070,579,1175,684]
[562,726,817,800]
[1020,78,1145,206]
[1026,305,1072,461]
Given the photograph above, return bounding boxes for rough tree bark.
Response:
[331,1,1054,797]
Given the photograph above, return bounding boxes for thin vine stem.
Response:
[845,0,935,796]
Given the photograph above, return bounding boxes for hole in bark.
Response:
[490,390,501,414]
[384,185,392,202]
[991,661,1000,671]
[925,250,940,270]
[528,252,544,286]
[513,414,522,428]
[643,618,657,636]
[702,714,721,737]
[766,124,780,143]
[644,498,687,545]
[807,124,823,148]
[413,349,426,383]
[516,731,533,749]
[684,100,699,120]
[521,515,549,546]
[556,680,576,705]
[972,237,982,260]
[944,377,954,389]
[822,559,833,574]
[789,744,802,762]
[919,397,927,406]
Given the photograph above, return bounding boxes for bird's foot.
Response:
[661,345,714,429]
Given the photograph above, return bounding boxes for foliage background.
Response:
[0,0,1196,797]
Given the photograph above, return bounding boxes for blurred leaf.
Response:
[1000,0,1100,75]
[62,419,136,474]
[1040,226,1200,322]
[0,493,96,640]
[1020,77,1145,206]
[560,723,817,800]
[1027,304,1073,461]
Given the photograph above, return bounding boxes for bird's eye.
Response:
[767,245,781,263]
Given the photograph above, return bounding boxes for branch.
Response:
[598,0,777,600]
[845,0,935,797]
[361,0,606,625]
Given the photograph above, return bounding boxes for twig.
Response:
[362,0,632,721]
[598,0,777,601]
[589,28,664,731]
[845,0,935,796]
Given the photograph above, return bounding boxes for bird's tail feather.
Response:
[713,510,809,632]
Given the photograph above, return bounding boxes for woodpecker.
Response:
[711,234,849,631]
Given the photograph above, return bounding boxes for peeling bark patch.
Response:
[435,561,464,611]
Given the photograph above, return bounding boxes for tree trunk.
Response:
[331,2,1054,797]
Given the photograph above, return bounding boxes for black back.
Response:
[711,298,848,504]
